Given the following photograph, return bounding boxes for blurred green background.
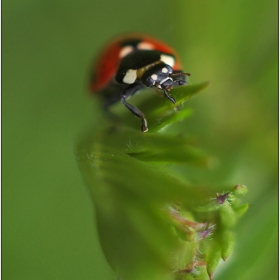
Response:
[3,0,277,279]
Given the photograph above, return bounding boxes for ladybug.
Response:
[90,34,190,132]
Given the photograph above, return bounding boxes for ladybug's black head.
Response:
[141,62,173,90]
[141,62,189,104]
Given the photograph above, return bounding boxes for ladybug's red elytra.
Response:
[90,33,190,132]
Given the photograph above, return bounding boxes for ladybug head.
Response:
[141,62,174,90]
[141,62,190,104]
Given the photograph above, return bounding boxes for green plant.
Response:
[76,83,248,280]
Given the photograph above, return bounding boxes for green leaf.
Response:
[149,108,193,132]
[220,230,234,261]
[219,202,237,229]
[76,144,207,205]
[205,242,221,279]
[233,203,249,218]
[76,136,209,279]
[75,79,248,280]
[126,133,210,166]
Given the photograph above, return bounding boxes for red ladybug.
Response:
[90,34,190,132]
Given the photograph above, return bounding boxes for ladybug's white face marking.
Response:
[162,67,168,73]
[160,54,175,67]
[151,74,158,81]
[137,42,154,50]
[123,69,137,84]
[119,46,134,58]
[160,77,172,85]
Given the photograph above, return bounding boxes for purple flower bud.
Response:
[216,192,230,204]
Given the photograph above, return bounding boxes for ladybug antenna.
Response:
[170,72,191,77]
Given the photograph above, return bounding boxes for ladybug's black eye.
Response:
[145,76,155,87]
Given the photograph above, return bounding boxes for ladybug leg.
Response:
[121,97,148,132]
[164,90,176,104]
[155,85,162,97]
[121,83,148,132]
